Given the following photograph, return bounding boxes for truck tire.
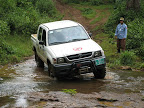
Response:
[93,67,106,79]
[35,52,44,68]
[48,63,54,77]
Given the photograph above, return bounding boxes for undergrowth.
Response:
[0,0,62,65]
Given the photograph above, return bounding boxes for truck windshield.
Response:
[48,26,89,45]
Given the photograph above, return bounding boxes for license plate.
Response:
[79,67,89,73]
[95,58,105,66]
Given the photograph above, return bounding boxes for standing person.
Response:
[115,17,127,53]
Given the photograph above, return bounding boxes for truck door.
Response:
[37,27,43,56]
[40,29,47,63]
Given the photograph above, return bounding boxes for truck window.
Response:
[42,29,46,46]
[38,27,42,41]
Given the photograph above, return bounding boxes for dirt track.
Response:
[55,0,110,34]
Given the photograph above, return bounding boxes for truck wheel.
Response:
[35,52,44,68]
[93,67,106,79]
[48,63,54,77]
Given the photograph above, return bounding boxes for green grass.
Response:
[72,4,96,19]
[94,33,122,69]
[62,89,77,96]
[90,12,106,24]
[0,35,33,65]
[93,4,114,10]
[92,25,104,31]
[94,33,144,70]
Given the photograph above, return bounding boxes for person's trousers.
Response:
[117,39,126,52]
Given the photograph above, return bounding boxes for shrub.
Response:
[104,1,127,33]
[0,20,10,36]
[16,0,33,7]
[0,0,16,14]
[36,0,56,16]
[120,51,136,66]
[105,0,144,34]
[0,41,16,55]
[5,7,40,35]
[126,18,144,57]
[91,0,104,5]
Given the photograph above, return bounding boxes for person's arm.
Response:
[124,25,127,39]
[115,25,118,39]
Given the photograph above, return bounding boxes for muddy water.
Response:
[0,57,144,107]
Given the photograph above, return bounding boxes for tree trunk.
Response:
[127,0,140,10]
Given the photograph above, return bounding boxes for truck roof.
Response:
[42,20,79,30]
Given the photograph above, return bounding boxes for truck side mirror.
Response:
[39,41,44,45]
[89,33,92,37]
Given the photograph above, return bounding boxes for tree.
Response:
[126,0,140,10]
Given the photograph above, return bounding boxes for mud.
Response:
[0,57,144,107]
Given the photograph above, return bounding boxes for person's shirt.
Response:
[115,23,127,39]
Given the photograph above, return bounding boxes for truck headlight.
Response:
[94,51,102,57]
[57,57,65,64]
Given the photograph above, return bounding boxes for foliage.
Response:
[91,0,104,5]
[0,35,33,65]
[62,0,115,5]
[62,0,81,4]
[105,0,144,33]
[126,19,144,58]
[62,89,77,96]
[120,51,136,66]
[0,0,16,17]
[36,0,56,16]
[105,0,144,62]
[0,20,10,36]
[0,0,58,35]
[0,39,16,64]
[0,0,61,65]
[5,8,40,35]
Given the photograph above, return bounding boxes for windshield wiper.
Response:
[50,42,66,45]
[68,38,88,42]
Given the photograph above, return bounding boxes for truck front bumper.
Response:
[52,57,106,77]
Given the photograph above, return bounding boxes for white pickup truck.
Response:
[31,20,106,79]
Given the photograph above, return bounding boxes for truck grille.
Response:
[67,52,92,60]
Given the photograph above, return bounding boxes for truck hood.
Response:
[49,39,102,57]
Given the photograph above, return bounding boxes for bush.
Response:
[5,7,40,35]
[0,0,16,15]
[16,0,33,7]
[105,1,144,62]
[0,20,10,36]
[0,41,16,57]
[120,51,136,66]
[36,0,56,16]
[105,0,144,33]
[126,18,144,57]
[91,0,104,5]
